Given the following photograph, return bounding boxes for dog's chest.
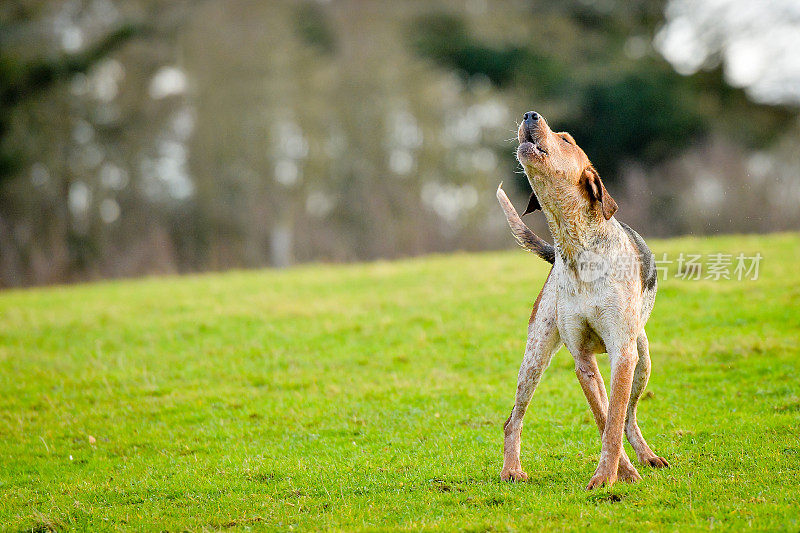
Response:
[554,265,616,318]
[553,260,638,344]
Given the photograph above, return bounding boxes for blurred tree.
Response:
[561,66,706,175]
[409,1,794,181]
[0,0,796,287]
[0,8,142,181]
[0,0,184,285]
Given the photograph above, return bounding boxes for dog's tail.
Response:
[496,184,555,264]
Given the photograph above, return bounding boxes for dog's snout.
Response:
[523,111,539,123]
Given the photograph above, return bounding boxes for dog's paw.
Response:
[617,462,642,483]
[500,469,529,482]
[586,470,617,490]
[642,455,669,468]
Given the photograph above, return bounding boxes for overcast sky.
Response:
[656,0,800,106]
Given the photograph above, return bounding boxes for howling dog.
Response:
[497,111,668,490]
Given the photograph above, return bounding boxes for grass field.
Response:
[1,233,799,531]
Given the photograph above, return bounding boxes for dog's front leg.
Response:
[501,279,560,482]
[574,354,641,483]
[586,340,638,490]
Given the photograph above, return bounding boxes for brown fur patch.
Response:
[503,412,513,435]
[582,166,618,221]
[529,268,554,325]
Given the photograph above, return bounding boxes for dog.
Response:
[496,111,668,490]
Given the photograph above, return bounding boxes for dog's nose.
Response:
[523,111,539,123]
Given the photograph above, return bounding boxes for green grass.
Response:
[1,233,799,531]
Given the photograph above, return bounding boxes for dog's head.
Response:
[517,111,617,220]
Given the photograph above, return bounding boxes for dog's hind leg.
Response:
[501,274,560,482]
[573,354,641,482]
[625,330,669,468]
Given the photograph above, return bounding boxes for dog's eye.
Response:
[561,135,572,145]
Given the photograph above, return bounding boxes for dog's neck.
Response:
[533,180,611,262]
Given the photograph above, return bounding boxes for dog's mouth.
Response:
[518,123,547,156]
[517,122,547,163]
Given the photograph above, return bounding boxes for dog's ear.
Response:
[582,167,617,220]
[522,192,541,216]
[558,132,577,145]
